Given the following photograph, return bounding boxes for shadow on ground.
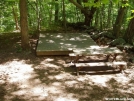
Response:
[0,33,134,101]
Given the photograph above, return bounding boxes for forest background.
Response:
[0,0,134,49]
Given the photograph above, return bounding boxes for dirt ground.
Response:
[0,33,134,101]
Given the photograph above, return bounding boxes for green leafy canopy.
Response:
[7,0,19,2]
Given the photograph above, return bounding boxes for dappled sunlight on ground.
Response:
[0,56,134,101]
[1,32,134,100]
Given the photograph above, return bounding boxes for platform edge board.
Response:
[36,50,73,56]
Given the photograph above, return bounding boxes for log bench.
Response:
[75,62,127,76]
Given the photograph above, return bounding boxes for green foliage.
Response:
[127,16,134,21]
[101,0,109,4]
[131,10,134,13]
[112,0,121,4]
[127,10,134,21]
[122,3,130,7]
[0,0,133,33]
[0,0,19,32]
[83,0,121,8]
[84,0,102,8]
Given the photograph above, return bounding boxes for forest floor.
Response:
[0,32,134,101]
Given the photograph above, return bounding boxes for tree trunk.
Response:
[94,9,99,28]
[113,0,127,37]
[12,6,20,30]
[100,6,103,31]
[83,0,98,26]
[35,0,41,32]
[55,0,59,22]
[124,0,134,44]
[19,0,30,49]
[76,0,82,22]
[124,14,134,44]
[77,0,82,5]
[107,1,112,28]
[62,0,67,32]
[69,0,98,26]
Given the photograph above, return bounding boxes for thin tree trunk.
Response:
[94,9,99,28]
[19,0,30,49]
[100,6,103,31]
[49,3,53,26]
[76,0,81,22]
[12,6,20,30]
[55,0,59,22]
[35,0,41,31]
[62,0,67,32]
[107,1,112,28]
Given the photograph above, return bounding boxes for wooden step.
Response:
[75,62,127,67]
[75,61,127,76]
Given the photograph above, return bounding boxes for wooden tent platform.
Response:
[36,33,98,56]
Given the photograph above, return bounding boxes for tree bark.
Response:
[124,0,134,44]
[107,1,112,28]
[55,0,59,22]
[69,0,98,26]
[62,0,67,32]
[77,0,82,5]
[69,0,84,11]
[124,14,134,44]
[113,0,127,37]
[94,9,99,27]
[19,0,30,49]
[12,6,20,30]
[35,0,41,31]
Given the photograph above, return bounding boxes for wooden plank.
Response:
[36,33,99,55]
[72,47,123,56]
[75,62,127,67]
[36,50,73,56]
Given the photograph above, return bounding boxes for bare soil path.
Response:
[0,33,134,101]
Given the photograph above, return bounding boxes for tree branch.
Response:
[69,0,85,11]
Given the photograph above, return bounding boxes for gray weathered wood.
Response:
[72,47,123,56]
[75,61,127,76]
[75,62,127,67]
[36,33,98,55]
